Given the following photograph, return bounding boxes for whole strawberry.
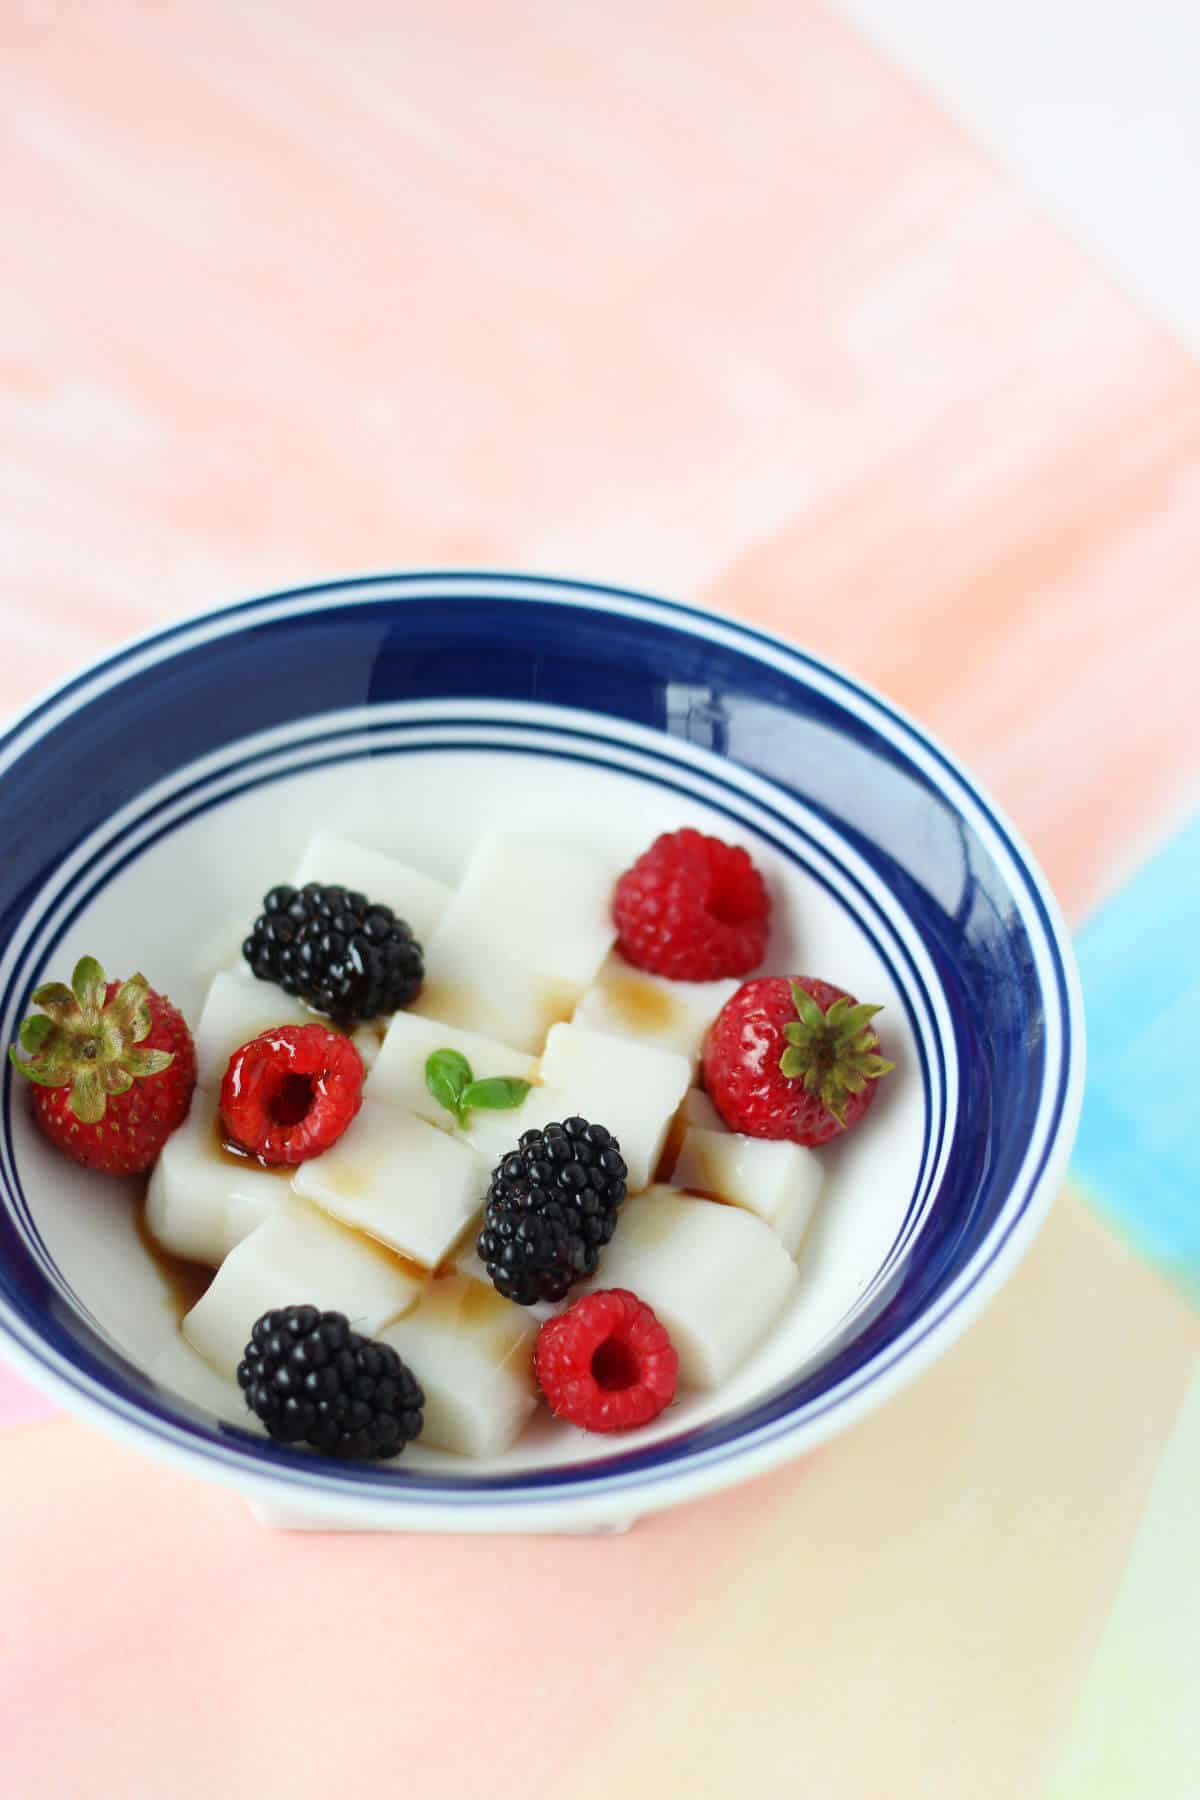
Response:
[9,956,195,1175]
[703,976,894,1146]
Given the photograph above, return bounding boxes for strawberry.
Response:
[9,956,196,1175]
[702,975,894,1146]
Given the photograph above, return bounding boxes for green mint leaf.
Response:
[425,1048,473,1122]
[460,1076,531,1114]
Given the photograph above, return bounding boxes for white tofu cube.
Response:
[291,831,450,942]
[145,1095,291,1266]
[380,1275,538,1458]
[193,969,313,1091]
[536,1023,690,1193]
[589,1187,798,1388]
[681,1087,727,1131]
[450,1234,489,1285]
[292,1099,488,1270]
[351,1023,384,1073]
[182,1198,423,1377]
[458,1084,562,1169]
[672,1126,822,1256]
[412,919,580,1055]
[448,1221,564,1324]
[438,832,618,987]
[366,1012,537,1129]
[572,956,738,1069]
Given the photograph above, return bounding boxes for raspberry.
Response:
[613,828,770,980]
[534,1289,678,1432]
[702,976,894,1146]
[238,1305,424,1458]
[219,1024,364,1166]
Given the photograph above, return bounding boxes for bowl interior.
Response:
[0,574,1078,1512]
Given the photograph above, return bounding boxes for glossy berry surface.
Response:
[243,881,423,1025]
[238,1305,424,1459]
[477,1117,628,1306]
[220,1024,364,1166]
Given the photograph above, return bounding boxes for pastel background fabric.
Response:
[2,4,1197,1795]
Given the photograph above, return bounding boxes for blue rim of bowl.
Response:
[0,572,1084,1510]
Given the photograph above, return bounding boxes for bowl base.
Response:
[246,1498,638,1536]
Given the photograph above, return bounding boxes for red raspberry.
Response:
[702,976,895,1146]
[534,1289,678,1432]
[220,1024,364,1166]
[613,828,770,980]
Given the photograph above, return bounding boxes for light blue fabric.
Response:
[1072,812,1200,1306]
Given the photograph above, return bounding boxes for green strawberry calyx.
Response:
[777,980,895,1128]
[8,956,174,1125]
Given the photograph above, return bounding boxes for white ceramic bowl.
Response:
[0,573,1084,1531]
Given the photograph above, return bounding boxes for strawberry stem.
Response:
[9,957,174,1122]
[778,981,895,1127]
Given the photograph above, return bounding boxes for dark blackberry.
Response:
[237,1305,424,1460]
[243,882,423,1025]
[477,1117,628,1306]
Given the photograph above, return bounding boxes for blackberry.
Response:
[243,882,423,1025]
[238,1306,424,1459]
[477,1117,628,1306]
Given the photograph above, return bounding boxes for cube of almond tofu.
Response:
[438,832,618,987]
[182,1198,423,1378]
[292,1100,488,1270]
[672,1126,821,1256]
[145,1096,290,1266]
[461,1084,565,1169]
[450,1234,489,1285]
[572,956,738,1069]
[536,1023,690,1193]
[366,1012,537,1129]
[681,1087,726,1131]
[291,831,451,942]
[588,1187,798,1388]
[411,919,580,1055]
[380,1276,539,1458]
[350,1024,384,1073]
[193,970,314,1091]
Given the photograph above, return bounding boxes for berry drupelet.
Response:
[477,1117,628,1306]
[238,1306,424,1459]
[243,882,423,1026]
